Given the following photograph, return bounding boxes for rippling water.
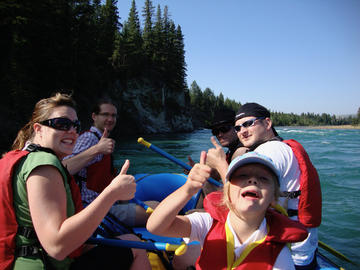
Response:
[114,128,360,269]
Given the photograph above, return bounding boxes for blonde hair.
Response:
[12,93,76,150]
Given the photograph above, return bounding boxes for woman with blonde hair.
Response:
[3,93,150,269]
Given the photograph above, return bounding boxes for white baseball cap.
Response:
[226,152,280,185]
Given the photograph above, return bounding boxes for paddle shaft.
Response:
[319,240,357,265]
[88,237,168,250]
[130,198,153,213]
[138,137,222,187]
[88,237,198,255]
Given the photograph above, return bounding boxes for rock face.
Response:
[112,79,194,136]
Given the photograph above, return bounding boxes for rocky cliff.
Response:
[111,79,194,137]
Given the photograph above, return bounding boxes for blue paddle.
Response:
[87,236,199,256]
[130,198,153,213]
[137,137,222,187]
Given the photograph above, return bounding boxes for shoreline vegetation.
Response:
[280,125,360,130]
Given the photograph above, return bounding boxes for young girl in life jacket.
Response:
[147,151,308,270]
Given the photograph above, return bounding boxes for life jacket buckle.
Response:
[17,226,37,239]
[281,190,301,199]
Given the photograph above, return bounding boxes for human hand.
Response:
[206,136,227,169]
[183,156,196,175]
[108,159,136,201]
[187,156,195,167]
[186,151,211,194]
[96,128,115,155]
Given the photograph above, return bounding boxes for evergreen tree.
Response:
[152,4,164,76]
[216,92,225,110]
[94,0,119,88]
[112,0,143,82]
[142,0,155,71]
[189,81,203,106]
[173,25,187,91]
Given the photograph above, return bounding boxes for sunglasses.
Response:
[40,117,81,134]
[234,117,265,132]
[211,125,233,136]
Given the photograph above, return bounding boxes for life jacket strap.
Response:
[281,190,301,199]
[16,244,43,257]
[287,209,299,217]
[15,244,53,269]
[17,226,37,239]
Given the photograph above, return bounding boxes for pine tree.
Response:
[142,0,155,70]
[152,4,164,75]
[94,0,119,87]
[112,0,143,81]
[173,25,187,91]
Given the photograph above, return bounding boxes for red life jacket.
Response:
[196,191,308,270]
[283,139,322,227]
[86,154,116,193]
[0,149,83,270]
[79,131,116,193]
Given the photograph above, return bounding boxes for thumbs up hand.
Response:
[96,128,115,155]
[206,136,226,169]
[107,159,136,201]
[185,151,211,195]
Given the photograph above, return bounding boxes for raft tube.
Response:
[134,173,201,214]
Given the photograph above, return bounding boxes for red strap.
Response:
[68,175,84,258]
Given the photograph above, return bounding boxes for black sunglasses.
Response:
[234,117,265,132]
[40,117,81,134]
[211,125,233,136]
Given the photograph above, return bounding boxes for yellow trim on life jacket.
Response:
[272,203,288,216]
[225,221,269,269]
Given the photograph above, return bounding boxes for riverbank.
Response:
[281,125,360,130]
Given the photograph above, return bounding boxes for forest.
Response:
[188,81,360,127]
[1,0,358,151]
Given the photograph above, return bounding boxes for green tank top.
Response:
[12,151,76,270]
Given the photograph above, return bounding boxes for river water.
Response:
[114,127,360,269]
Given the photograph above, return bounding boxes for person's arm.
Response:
[63,128,115,175]
[27,160,135,260]
[147,151,211,238]
[206,136,229,183]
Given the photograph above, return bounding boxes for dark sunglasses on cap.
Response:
[234,117,265,132]
[211,125,233,136]
[40,117,81,134]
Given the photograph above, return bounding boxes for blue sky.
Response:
[117,0,360,116]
